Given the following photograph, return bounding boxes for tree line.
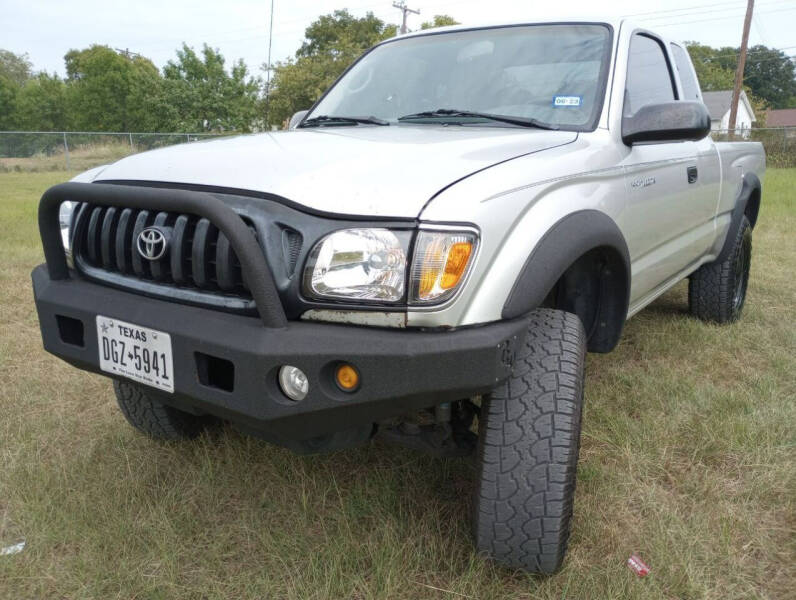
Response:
[0,10,793,134]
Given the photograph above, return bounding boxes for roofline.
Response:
[389,17,622,42]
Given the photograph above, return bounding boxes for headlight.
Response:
[59,201,76,264]
[409,230,477,304]
[303,227,478,306]
[303,228,411,303]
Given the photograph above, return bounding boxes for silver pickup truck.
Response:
[33,18,765,573]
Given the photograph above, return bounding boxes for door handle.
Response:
[687,166,698,184]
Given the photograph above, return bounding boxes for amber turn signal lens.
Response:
[335,364,359,391]
[440,242,473,289]
[410,231,477,303]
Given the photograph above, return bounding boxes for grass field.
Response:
[1,170,793,599]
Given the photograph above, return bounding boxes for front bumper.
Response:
[32,265,527,442]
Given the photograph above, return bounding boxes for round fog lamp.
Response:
[335,364,360,391]
[278,365,309,402]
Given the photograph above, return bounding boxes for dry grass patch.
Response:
[0,170,794,599]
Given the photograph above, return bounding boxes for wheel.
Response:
[473,309,587,574]
[689,216,752,324]
[113,380,214,440]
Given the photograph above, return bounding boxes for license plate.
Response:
[96,315,174,393]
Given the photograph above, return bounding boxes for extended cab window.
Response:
[623,34,676,116]
[670,43,701,101]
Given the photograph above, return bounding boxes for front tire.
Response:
[113,381,214,440]
[689,216,752,324]
[473,309,587,574]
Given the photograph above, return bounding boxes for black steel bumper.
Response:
[32,265,527,441]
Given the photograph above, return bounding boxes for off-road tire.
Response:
[473,309,587,574]
[689,216,752,324]
[113,380,212,440]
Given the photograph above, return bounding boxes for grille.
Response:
[73,203,254,297]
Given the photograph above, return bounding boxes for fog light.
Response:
[335,364,360,391]
[278,365,309,401]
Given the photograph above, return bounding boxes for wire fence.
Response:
[1,127,794,174]
[712,127,796,168]
[0,131,230,173]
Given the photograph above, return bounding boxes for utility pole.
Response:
[728,0,754,135]
[264,0,275,128]
[392,1,420,35]
[115,48,141,60]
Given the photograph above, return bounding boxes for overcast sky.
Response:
[2,0,794,77]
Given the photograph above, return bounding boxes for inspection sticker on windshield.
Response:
[553,95,582,107]
[96,315,174,393]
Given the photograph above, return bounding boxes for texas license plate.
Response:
[96,315,174,393]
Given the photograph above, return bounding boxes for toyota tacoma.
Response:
[32,18,765,573]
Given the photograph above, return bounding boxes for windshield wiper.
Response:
[398,109,559,130]
[299,115,389,127]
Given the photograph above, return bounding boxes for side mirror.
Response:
[622,101,711,145]
[288,110,309,130]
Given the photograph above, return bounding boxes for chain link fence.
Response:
[1,127,794,174]
[712,127,796,168]
[0,131,230,173]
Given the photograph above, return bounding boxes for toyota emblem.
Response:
[137,227,168,261]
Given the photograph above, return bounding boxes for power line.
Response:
[622,0,785,18]
[635,0,791,22]
[654,5,796,27]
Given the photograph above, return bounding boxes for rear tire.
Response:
[473,309,587,574]
[689,216,752,324]
[113,380,213,440]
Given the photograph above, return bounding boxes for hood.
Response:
[93,126,577,218]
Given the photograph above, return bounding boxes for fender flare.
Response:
[713,172,761,265]
[501,210,631,351]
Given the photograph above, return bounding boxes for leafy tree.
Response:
[64,45,164,131]
[0,49,32,86]
[741,45,796,109]
[163,44,261,132]
[265,10,397,128]
[686,43,735,91]
[14,72,68,130]
[0,74,19,129]
[421,15,459,30]
[687,42,795,108]
[297,10,397,58]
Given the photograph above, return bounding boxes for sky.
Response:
[2,0,795,77]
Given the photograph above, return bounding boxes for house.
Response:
[765,108,796,135]
[702,90,756,133]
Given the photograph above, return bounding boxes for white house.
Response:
[702,90,756,133]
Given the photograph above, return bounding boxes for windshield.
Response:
[307,24,612,130]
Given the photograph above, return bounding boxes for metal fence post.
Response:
[129,132,134,153]
[185,133,190,143]
[63,132,71,171]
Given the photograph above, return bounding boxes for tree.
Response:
[297,10,397,58]
[64,45,165,131]
[686,43,735,91]
[0,74,18,129]
[420,15,459,30]
[14,72,68,130]
[741,45,796,109]
[265,10,397,128]
[687,42,795,108]
[0,49,32,86]
[163,44,261,132]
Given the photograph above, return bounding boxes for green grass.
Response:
[1,170,794,599]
